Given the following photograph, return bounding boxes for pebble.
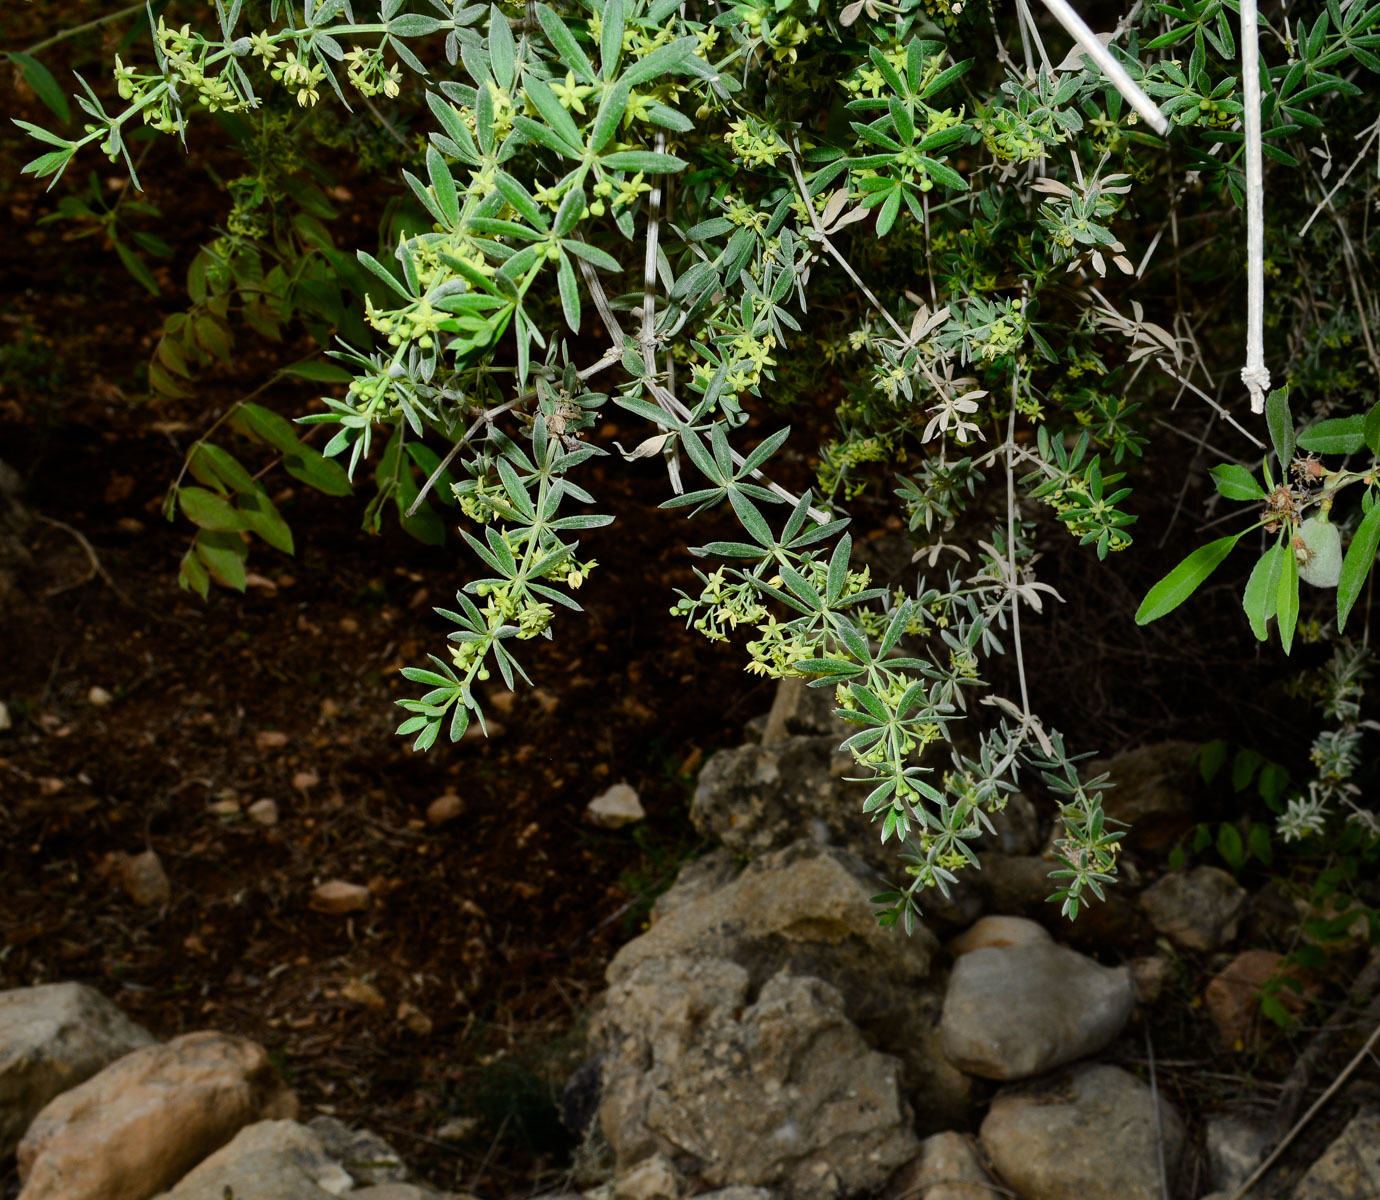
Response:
[1140,864,1248,951]
[585,782,645,828]
[119,850,171,907]
[254,730,289,751]
[309,880,372,914]
[426,793,464,825]
[247,799,279,827]
[87,686,113,707]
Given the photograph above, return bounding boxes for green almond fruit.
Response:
[1297,516,1343,588]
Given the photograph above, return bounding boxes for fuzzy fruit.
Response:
[1297,516,1343,588]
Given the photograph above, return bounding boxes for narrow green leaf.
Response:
[488,4,516,90]
[600,0,625,78]
[281,359,354,384]
[1136,533,1244,624]
[1266,386,1294,466]
[1365,400,1380,456]
[599,150,688,173]
[10,52,71,124]
[1277,538,1300,653]
[535,4,596,80]
[1338,502,1380,631]
[1242,544,1282,640]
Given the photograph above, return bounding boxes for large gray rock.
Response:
[939,921,1134,1080]
[0,982,155,1158]
[980,1063,1185,1200]
[154,1120,352,1199]
[307,1115,406,1186]
[609,842,969,1130]
[1293,1107,1380,1199]
[594,956,919,1200]
[1140,865,1248,951]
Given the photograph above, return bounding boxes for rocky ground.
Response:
[3,680,1379,1200]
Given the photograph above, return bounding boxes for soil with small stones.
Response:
[3,12,1379,1200]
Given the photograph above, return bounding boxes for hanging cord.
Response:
[1239,0,1271,413]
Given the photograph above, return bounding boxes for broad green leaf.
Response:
[178,547,210,599]
[192,442,257,494]
[1338,502,1380,631]
[195,529,248,590]
[1297,415,1366,455]
[1216,823,1244,869]
[179,486,245,531]
[1242,543,1282,640]
[1136,533,1244,624]
[236,489,295,554]
[1266,386,1294,465]
[1210,463,1265,501]
[1366,400,1380,456]
[281,359,354,384]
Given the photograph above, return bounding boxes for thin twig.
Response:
[17,3,146,55]
[35,514,135,606]
[1145,1023,1171,1200]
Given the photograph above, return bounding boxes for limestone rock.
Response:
[249,798,280,827]
[586,783,646,828]
[1293,1107,1380,1199]
[648,849,741,924]
[0,982,155,1158]
[759,676,852,743]
[980,1063,1185,1200]
[607,843,966,1130]
[968,792,1040,856]
[18,1030,297,1200]
[939,933,1134,1080]
[884,1132,996,1200]
[594,957,918,1200]
[1204,1114,1269,1193]
[307,1115,406,1186]
[155,1119,352,1199]
[1140,865,1247,951]
[690,737,857,863]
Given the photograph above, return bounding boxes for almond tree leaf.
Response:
[194,529,248,590]
[1266,386,1295,465]
[1136,533,1244,624]
[1210,463,1266,501]
[1297,415,1366,455]
[1242,543,1282,640]
[1277,539,1300,654]
[1338,502,1380,632]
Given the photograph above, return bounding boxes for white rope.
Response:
[1035,0,1169,135]
[1239,0,1271,413]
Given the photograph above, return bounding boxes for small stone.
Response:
[243,572,278,592]
[292,771,319,792]
[885,1131,995,1200]
[309,880,372,915]
[87,686,113,707]
[340,979,385,1010]
[247,799,279,827]
[339,617,360,633]
[585,783,645,828]
[615,1154,682,1200]
[208,798,240,817]
[1129,955,1174,1007]
[396,1002,433,1036]
[1205,949,1312,1045]
[426,793,464,825]
[254,730,289,751]
[0,700,10,732]
[1204,1115,1269,1193]
[307,1114,406,1186]
[157,1118,351,1199]
[1140,865,1248,951]
[437,1116,480,1140]
[119,850,171,907]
